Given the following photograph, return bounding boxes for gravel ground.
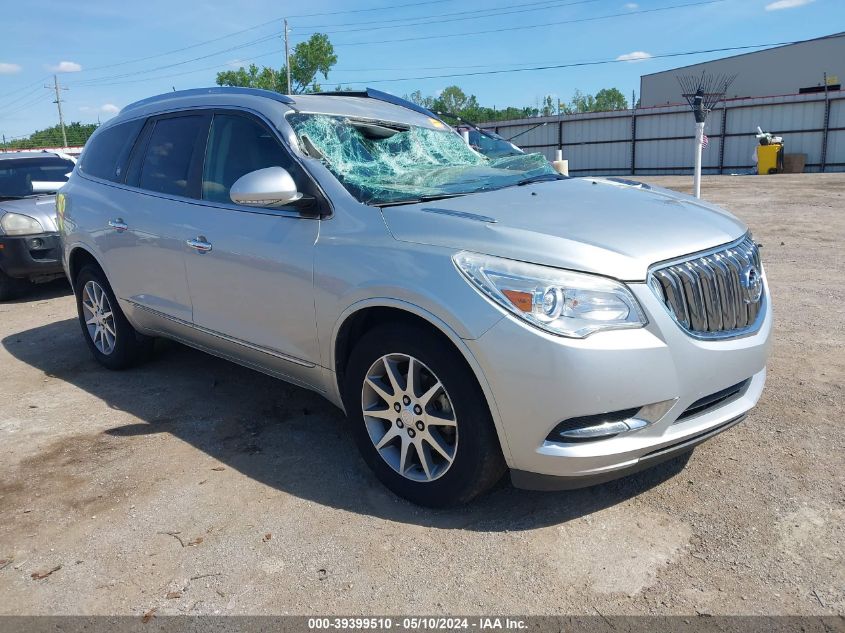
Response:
[0,174,842,616]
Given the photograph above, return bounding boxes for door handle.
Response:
[108,218,128,232]
[186,236,213,253]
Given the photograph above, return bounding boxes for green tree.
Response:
[562,88,628,113]
[541,95,556,117]
[563,89,596,114]
[1,122,98,150]
[593,87,628,111]
[215,64,284,92]
[406,90,435,110]
[216,33,337,94]
[434,85,476,114]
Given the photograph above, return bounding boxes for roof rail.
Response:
[309,88,439,120]
[122,87,295,113]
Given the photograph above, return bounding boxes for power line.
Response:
[73,0,454,75]
[0,75,52,109]
[299,0,598,30]
[78,22,281,73]
[287,0,452,18]
[68,0,582,89]
[0,93,52,119]
[41,0,611,90]
[69,49,286,89]
[351,41,801,84]
[300,0,604,35]
[69,33,279,86]
[63,39,802,98]
[293,0,725,47]
[0,85,45,111]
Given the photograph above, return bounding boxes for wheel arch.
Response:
[330,299,514,465]
[67,244,107,287]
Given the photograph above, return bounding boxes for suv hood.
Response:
[0,195,59,233]
[381,177,747,281]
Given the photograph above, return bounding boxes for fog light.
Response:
[547,399,677,444]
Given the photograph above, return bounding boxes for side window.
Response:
[139,115,207,198]
[79,119,144,183]
[202,113,293,204]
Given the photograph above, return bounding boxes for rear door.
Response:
[178,110,322,386]
[104,112,210,327]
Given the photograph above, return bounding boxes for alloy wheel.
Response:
[361,353,458,482]
[82,280,117,355]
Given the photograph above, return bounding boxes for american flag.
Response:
[701,134,709,149]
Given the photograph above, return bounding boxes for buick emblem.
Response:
[740,265,763,303]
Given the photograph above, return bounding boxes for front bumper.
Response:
[465,279,772,487]
[0,233,65,281]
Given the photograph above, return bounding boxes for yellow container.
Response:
[757,144,783,175]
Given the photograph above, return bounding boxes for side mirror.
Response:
[229,167,303,208]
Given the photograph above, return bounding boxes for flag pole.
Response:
[694,121,704,199]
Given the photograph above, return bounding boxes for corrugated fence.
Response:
[480,92,845,175]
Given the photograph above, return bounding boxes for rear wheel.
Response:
[74,265,151,369]
[344,324,506,506]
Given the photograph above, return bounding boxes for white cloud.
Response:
[616,51,653,62]
[624,2,639,8]
[765,0,814,9]
[0,62,22,74]
[79,103,120,115]
[48,60,82,73]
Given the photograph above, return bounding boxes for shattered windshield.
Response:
[287,113,557,206]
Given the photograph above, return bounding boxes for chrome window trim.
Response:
[75,173,316,221]
[78,103,334,219]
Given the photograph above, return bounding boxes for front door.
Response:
[179,111,322,387]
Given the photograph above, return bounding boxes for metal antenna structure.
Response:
[677,72,736,198]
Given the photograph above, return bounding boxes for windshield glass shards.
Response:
[288,113,557,206]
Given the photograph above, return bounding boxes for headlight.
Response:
[453,251,646,338]
[1,212,44,236]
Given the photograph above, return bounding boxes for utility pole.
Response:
[45,75,69,148]
[284,18,291,95]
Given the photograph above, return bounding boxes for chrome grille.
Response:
[649,235,764,338]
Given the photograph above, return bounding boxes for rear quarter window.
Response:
[80,119,145,183]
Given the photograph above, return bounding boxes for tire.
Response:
[343,323,506,507]
[0,269,27,302]
[74,264,152,370]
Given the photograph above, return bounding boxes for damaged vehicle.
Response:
[437,113,524,159]
[59,87,772,506]
[0,151,75,300]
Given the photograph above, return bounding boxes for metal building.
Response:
[481,90,845,175]
[640,32,844,107]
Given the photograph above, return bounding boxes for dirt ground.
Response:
[0,174,842,617]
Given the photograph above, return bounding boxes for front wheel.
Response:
[344,324,506,507]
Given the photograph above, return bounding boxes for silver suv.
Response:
[59,87,772,506]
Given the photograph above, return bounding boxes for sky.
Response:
[0,0,842,139]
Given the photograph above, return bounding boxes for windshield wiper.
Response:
[516,173,566,186]
[374,192,470,207]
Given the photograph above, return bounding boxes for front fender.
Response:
[324,296,514,465]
